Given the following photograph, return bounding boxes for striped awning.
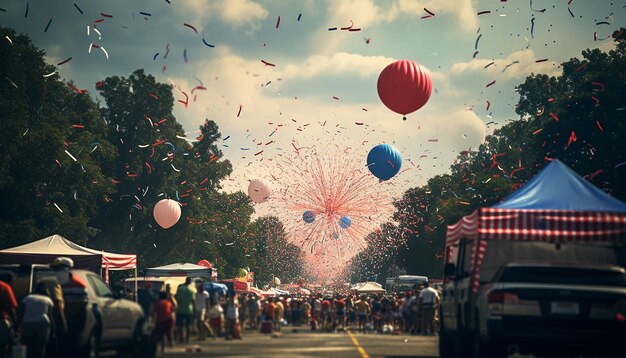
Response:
[446,208,626,292]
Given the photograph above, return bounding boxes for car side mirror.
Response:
[444,263,456,278]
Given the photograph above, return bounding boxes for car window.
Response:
[500,267,626,287]
[88,275,113,297]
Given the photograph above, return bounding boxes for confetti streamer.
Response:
[183,23,198,33]
[57,57,72,66]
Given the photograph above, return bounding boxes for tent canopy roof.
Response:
[1,234,97,256]
[0,234,136,271]
[493,160,626,212]
[145,263,214,277]
[355,282,385,293]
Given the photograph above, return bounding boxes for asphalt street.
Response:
[157,329,439,358]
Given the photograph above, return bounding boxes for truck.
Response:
[439,159,626,358]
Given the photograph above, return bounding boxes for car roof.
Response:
[504,261,625,273]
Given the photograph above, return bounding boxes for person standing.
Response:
[418,282,439,336]
[335,297,346,331]
[247,294,260,329]
[274,298,284,332]
[175,277,196,343]
[354,296,370,333]
[301,299,311,327]
[151,291,174,353]
[0,273,18,357]
[20,283,54,358]
[225,293,240,340]
[194,284,212,340]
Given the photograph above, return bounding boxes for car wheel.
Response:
[438,309,455,358]
[120,321,144,357]
[454,309,471,358]
[473,316,502,358]
[82,329,100,358]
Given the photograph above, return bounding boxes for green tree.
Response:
[0,26,115,247]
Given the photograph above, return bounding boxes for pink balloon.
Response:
[153,199,181,229]
[248,178,272,203]
[377,60,432,118]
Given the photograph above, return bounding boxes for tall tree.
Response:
[0,26,115,247]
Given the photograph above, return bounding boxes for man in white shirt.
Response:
[418,282,439,336]
[194,284,212,340]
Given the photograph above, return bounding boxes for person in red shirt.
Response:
[0,272,19,356]
[151,291,174,353]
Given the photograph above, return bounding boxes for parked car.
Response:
[439,239,626,358]
[64,269,146,357]
[3,264,147,357]
[473,262,626,357]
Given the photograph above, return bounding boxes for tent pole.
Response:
[134,267,138,302]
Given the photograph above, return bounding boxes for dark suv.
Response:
[473,262,626,357]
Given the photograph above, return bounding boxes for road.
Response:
[158,329,439,358]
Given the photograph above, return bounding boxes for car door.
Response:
[86,274,124,342]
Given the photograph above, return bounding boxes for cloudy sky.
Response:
[1,0,622,198]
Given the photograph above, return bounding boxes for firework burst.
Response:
[269,144,396,280]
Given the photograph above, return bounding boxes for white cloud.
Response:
[215,0,269,28]
[450,49,561,80]
[174,0,268,29]
[325,0,477,31]
[279,52,396,79]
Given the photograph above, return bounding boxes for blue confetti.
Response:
[202,38,215,48]
[44,18,52,32]
[73,3,83,14]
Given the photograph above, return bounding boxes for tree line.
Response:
[350,29,626,283]
[0,26,303,285]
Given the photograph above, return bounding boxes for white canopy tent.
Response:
[355,282,386,294]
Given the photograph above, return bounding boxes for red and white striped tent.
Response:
[446,160,626,292]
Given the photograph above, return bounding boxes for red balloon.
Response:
[197,259,212,268]
[377,60,432,118]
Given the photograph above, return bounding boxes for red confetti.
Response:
[477,10,491,15]
[261,60,275,67]
[237,104,243,117]
[549,112,559,121]
[596,120,604,131]
[276,16,280,29]
[486,80,496,88]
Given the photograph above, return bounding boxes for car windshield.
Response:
[499,266,626,287]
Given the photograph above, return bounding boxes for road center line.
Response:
[347,331,370,358]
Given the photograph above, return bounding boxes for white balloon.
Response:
[247,178,272,203]
[153,199,181,229]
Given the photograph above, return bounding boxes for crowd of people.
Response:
[139,279,442,353]
[1,260,441,358]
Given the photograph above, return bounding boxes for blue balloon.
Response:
[303,210,316,223]
[366,144,402,181]
[339,216,352,229]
